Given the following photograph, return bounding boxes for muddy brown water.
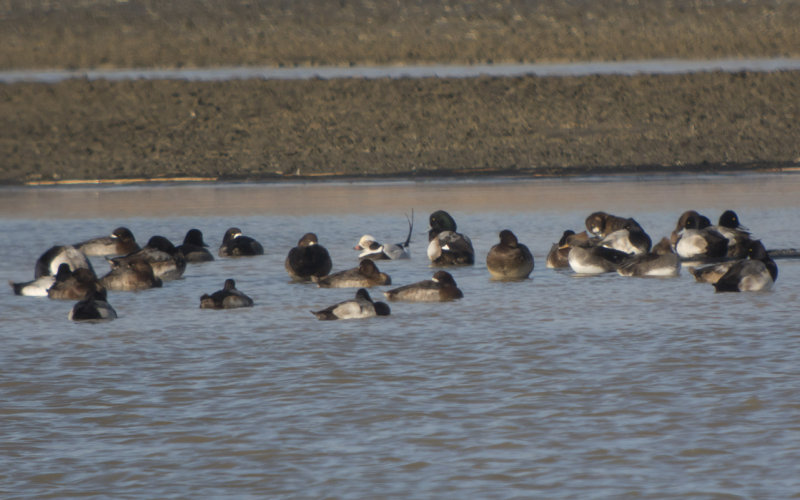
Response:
[2,174,799,497]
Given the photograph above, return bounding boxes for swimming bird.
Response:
[68,289,117,323]
[200,279,254,309]
[546,230,590,269]
[313,259,392,288]
[218,227,264,257]
[285,233,333,282]
[311,288,391,320]
[48,266,105,300]
[486,229,534,280]
[108,235,186,281]
[712,210,752,259]
[75,227,140,257]
[599,220,652,255]
[585,212,642,238]
[9,274,56,297]
[567,241,630,274]
[99,258,163,291]
[177,229,215,263]
[427,210,474,266]
[383,270,463,302]
[713,240,778,292]
[674,212,728,261]
[617,237,680,277]
[355,211,413,260]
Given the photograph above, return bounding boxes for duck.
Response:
[673,212,728,261]
[713,240,777,292]
[68,289,117,323]
[567,241,630,274]
[354,211,413,260]
[200,279,254,309]
[486,229,534,280]
[285,232,333,282]
[311,288,391,320]
[218,227,264,257]
[99,258,163,291]
[313,259,391,288]
[108,235,186,281]
[712,210,752,259]
[599,220,652,255]
[427,210,474,266]
[383,270,463,302]
[585,212,642,238]
[75,227,140,257]
[34,244,94,279]
[546,230,590,269]
[48,266,105,300]
[176,228,215,263]
[617,237,680,277]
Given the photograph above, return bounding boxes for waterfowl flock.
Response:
[8,208,791,323]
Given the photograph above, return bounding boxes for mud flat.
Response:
[2,1,800,183]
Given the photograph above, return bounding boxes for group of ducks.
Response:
[9,208,780,322]
[545,209,779,292]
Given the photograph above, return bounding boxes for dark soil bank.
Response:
[2,0,800,183]
[3,0,800,70]
[3,72,799,183]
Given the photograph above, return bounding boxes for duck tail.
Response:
[402,209,414,248]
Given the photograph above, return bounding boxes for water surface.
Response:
[2,174,799,498]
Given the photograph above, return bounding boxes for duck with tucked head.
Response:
[313,259,391,288]
[712,240,777,292]
[99,258,163,292]
[585,212,641,238]
[108,235,186,281]
[68,289,117,323]
[75,227,140,257]
[486,229,534,280]
[599,219,651,255]
[384,270,463,302]
[673,212,728,261]
[200,279,254,309]
[48,266,105,300]
[285,233,333,282]
[218,227,264,257]
[427,210,474,266]
[567,240,629,275]
[177,229,215,263]
[11,246,95,296]
[546,230,590,269]
[312,288,391,320]
[617,237,680,278]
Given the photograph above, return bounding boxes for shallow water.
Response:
[2,174,800,498]
[3,57,800,83]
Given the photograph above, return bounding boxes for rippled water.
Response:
[2,174,799,498]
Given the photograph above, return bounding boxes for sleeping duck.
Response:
[68,289,117,323]
[218,227,264,257]
[617,237,680,278]
[285,232,333,282]
[314,259,391,288]
[427,210,474,266]
[75,227,140,257]
[713,240,777,292]
[200,279,254,309]
[384,270,463,302]
[486,229,534,280]
[312,288,391,320]
[108,235,186,281]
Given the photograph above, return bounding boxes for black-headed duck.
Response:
[200,279,254,309]
[285,232,333,282]
[384,270,463,302]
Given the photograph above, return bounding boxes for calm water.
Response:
[3,58,800,83]
[2,174,799,498]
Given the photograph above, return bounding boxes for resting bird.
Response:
[486,229,534,280]
[312,288,391,320]
[218,227,264,257]
[200,279,254,309]
[427,210,474,266]
[384,270,464,302]
[285,233,333,282]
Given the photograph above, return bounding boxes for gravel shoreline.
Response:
[2,1,800,184]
